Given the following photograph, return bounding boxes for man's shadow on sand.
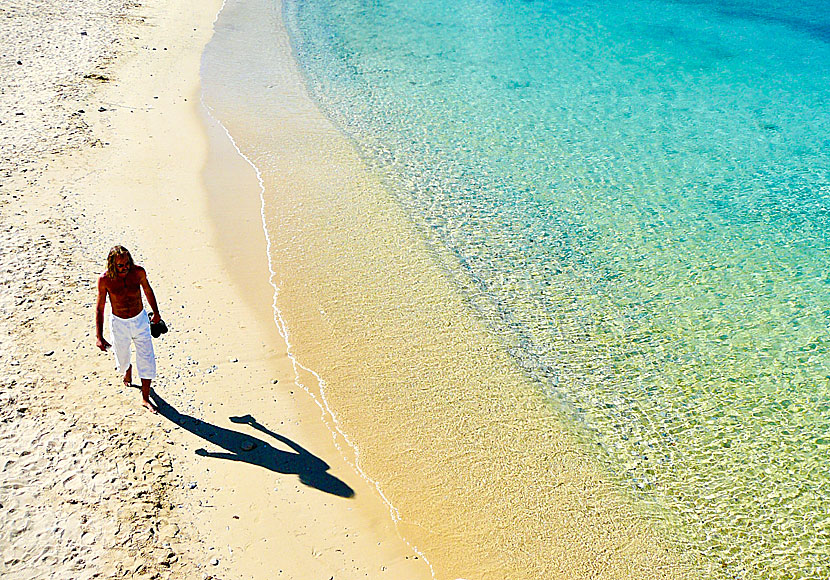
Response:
[152,392,354,498]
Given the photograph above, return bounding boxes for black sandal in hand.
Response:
[150,319,168,338]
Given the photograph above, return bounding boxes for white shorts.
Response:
[110,309,156,380]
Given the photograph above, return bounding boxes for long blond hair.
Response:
[106,245,133,278]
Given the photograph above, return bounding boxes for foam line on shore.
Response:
[200,5,438,573]
[199,96,441,580]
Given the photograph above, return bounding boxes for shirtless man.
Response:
[95,246,163,413]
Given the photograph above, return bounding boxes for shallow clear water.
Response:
[282,0,830,576]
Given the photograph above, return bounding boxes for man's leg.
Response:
[132,311,157,413]
[110,315,133,386]
[140,379,157,413]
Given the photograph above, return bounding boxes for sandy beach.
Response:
[1,1,430,578]
[1,0,721,578]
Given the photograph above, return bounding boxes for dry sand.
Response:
[0,1,431,578]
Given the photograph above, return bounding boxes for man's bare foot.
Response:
[142,399,158,414]
[123,365,132,387]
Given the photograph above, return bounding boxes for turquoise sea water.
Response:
[281,0,830,577]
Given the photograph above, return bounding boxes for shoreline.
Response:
[1,0,718,576]
[0,0,432,578]
[201,0,710,578]
[201,93,435,577]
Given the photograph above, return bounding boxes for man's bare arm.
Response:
[95,276,111,351]
[138,269,162,324]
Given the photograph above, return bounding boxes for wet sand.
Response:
[198,0,712,578]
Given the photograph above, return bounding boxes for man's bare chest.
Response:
[106,277,142,302]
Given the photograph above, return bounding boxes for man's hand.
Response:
[230,414,256,425]
[96,336,111,351]
[150,311,161,324]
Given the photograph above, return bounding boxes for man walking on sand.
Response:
[95,245,163,413]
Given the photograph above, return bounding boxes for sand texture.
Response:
[1,3,194,578]
[1,1,430,578]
